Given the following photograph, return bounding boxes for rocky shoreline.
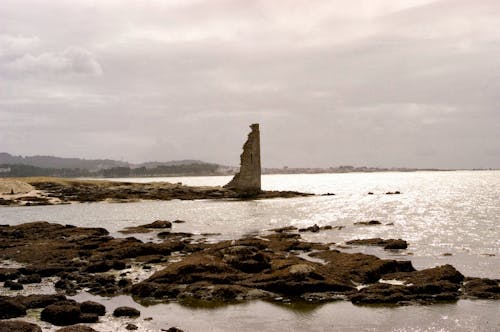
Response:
[1,221,499,331]
[0,178,312,207]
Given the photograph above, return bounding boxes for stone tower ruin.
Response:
[224,123,261,194]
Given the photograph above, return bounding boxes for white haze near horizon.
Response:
[1,0,499,169]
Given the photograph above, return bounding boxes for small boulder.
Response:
[55,279,79,295]
[354,220,381,226]
[463,278,500,299]
[41,303,81,326]
[4,280,24,290]
[113,306,140,317]
[126,323,139,330]
[84,262,112,273]
[0,268,20,281]
[144,220,172,229]
[18,274,42,284]
[80,301,106,316]
[0,298,27,319]
[298,224,320,233]
[383,239,408,250]
[0,320,41,332]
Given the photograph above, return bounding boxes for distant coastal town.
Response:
[0,152,480,179]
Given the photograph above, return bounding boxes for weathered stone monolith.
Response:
[224,123,261,194]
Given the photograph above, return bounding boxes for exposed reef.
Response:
[0,177,312,207]
[1,222,498,313]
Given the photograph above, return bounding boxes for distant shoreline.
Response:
[80,168,496,180]
[1,152,497,179]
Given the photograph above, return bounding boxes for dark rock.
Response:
[113,306,140,317]
[164,328,184,332]
[144,220,172,229]
[157,231,192,239]
[18,274,42,284]
[41,303,81,326]
[298,224,320,233]
[172,220,186,224]
[80,301,106,316]
[84,262,112,273]
[126,323,139,330]
[15,294,68,309]
[367,192,374,195]
[79,313,99,323]
[55,279,79,295]
[463,278,500,299]
[55,326,99,332]
[349,279,461,304]
[111,260,127,270]
[269,226,297,233]
[383,240,408,250]
[0,268,20,281]
[221,245,271,273]
[0,298,27,319]
[21,264,74,277]
[354,220,381,225]
[4,280,23,290]
[346,238,408,250]
[0,320,41,332]
[3,220,495,308]
[118,278,132,288]
[384,265,464,284]
[0,198,16,206]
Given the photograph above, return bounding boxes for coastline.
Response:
[0,177,313,207]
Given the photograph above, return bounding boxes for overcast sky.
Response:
[1,0,499,168]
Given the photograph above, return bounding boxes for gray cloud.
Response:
[5,46,102,76]
[0,0,499,168]
[0,34,40,57]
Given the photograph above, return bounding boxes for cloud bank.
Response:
[1,0,499,168]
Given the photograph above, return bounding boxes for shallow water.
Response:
[1,171,499,331]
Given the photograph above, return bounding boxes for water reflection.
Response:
[1,171,499,331]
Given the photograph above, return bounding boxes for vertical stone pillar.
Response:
[224,123,261,194]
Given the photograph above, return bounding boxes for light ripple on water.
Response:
[1,171,499,331]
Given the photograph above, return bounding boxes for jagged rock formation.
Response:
[224,124,261,194]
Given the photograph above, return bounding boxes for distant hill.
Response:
[0,152,128,171]
[139,160,207,169]
[0,152,229,178]
[0,153,212,171]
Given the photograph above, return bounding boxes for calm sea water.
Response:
[1,171,499,331]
